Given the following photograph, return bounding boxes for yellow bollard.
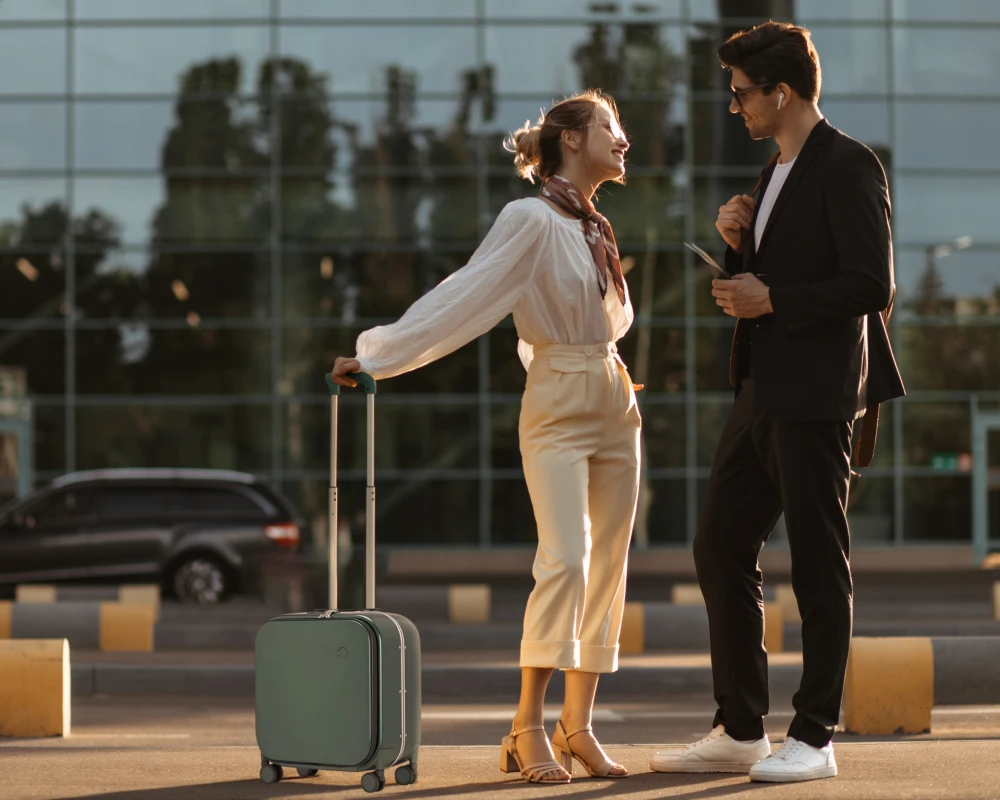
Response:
[992,581,1000,623]
[619,602,644,655]
[671,584,704,605]
[775,583,800,623]
[843,637,933,735]
[0,600,11,638]
[15,585,56,604]
[118,584,161,622]
[763,602,784,653]
[447,585,491,624]
[0,639,71,737]
[99,603,155,652]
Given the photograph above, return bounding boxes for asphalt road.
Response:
[2,697,999,799]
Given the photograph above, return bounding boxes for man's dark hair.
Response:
[718,21,822,102]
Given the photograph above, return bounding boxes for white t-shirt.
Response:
[754,157,797,251]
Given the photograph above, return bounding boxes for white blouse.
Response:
[354,197,634,380]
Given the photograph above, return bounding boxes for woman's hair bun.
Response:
[506,119,544,183]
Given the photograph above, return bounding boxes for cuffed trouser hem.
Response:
[573,644,619,674]
[787,714,835,749]
[520,639,579,670]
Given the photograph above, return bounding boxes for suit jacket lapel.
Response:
[755,119,833,258]
[744,159,777,271]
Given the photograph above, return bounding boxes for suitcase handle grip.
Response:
[325,372,377,395]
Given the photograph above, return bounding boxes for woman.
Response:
[331,90,640,784]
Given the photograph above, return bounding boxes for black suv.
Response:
[0,469,302,604]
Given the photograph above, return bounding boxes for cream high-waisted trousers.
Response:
[518,342,642,674]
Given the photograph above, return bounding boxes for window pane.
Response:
[76,0,269,18]
[78,248,271,320]
[645,478,686,544]
[697,400,733,467]
[279,25,477,94]
[491,400,521,469]
[691,100,779,167]
[489,325,525,393]
[896,247,1000,316]
[895,102,1000,170]
[819,99,890,155]
[289,175,478,244]
[75,27,270,94]
[76,329,271,394]
[0,180,67,243]
[897,326,1000,391]
[808,26,888,94]
[283,0,475,18]
[893,27,1000,96]
[0,30,66,94]
[622,251,685,319]
[0,253,66,319]
[892,0,1000,23]
[336,477,478,544]
[593,175,685,244]
[903,402,970,467]
[282,328,480,395]
[0,0,65,20]
[0,330,65,393]
[692,175,753,243]
[283,249,475,320]
[903,476,971,541]
[0,103,66,169]
[798,0,887,20]
[485,0,682,18]
[491,478,533,545]
[641,404,685,469]
[74,177,269,246]
[893,176,997,246]
[848,476,894,543]
[92,487,170,518]
[486,24,684,96]
[35,405,66,473]
[695,327,736,392]
[76,404,272,470]
[621,326,685,393]
[284,400,479,473]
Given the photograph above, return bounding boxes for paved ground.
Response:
[2,697,999,799]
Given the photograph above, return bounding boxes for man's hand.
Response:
[330,356,362,387]
[716,194,754,252]
[712,273,773,319]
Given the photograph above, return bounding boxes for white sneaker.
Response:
[749,736,837,783]
[649,725,771,773]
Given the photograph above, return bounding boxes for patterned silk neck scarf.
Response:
[541,176,627,306]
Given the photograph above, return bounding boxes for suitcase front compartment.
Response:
[256,617,379,769]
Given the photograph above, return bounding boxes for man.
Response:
[649,22,904,783]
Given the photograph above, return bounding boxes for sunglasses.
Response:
[587,118,627,142]
[730,82,775,108]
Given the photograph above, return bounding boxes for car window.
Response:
[24,488,96,528]
[170,487,265,517]
[91,487,171,519]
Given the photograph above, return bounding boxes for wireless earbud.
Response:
[777,92,785,110]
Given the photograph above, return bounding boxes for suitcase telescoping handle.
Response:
[324,371,377,611]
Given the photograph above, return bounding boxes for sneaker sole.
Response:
[649,761,759,774]
[750,765,838,783]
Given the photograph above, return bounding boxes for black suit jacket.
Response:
[725,119,905,441]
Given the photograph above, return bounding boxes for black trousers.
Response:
[693,376,854,749]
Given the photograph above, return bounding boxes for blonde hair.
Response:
[505,89,623,184]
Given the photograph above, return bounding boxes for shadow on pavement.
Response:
[70,777,344,799]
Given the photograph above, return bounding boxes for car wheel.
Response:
[172,556,228,604]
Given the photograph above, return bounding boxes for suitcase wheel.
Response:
[361,771,385,793]
[260,764,283,784]
[395,764,417,785]
[297,768,319,778]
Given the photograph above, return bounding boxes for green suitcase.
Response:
[255,372,421,793]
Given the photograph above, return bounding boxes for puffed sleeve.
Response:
[354,200,544,380]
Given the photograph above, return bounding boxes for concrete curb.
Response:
[69,660,806,700]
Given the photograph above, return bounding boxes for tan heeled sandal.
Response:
[500,725,572,784]
[551,719,628,778]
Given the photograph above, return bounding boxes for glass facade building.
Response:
[1,0,998,553]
